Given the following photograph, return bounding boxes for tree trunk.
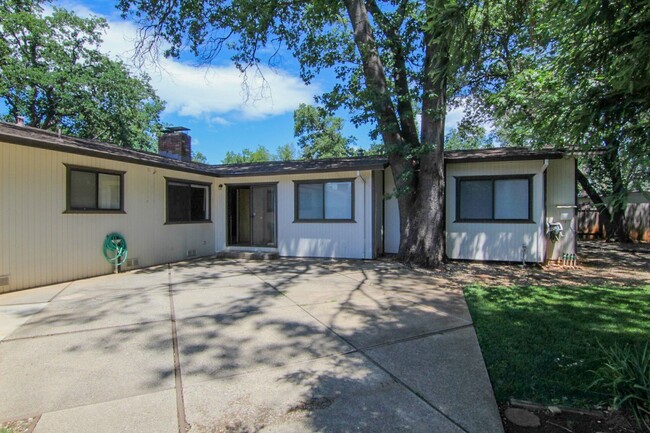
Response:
[344,0,446,267]
[576,167,629,242]
[396,26,446,267]
[601,142,630,242]
[395,154,445,267]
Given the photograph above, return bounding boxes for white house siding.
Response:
[371,170,385,256]
[545,158,577,260]
[214,170,374,259]
[383,167,400,254]
[0,141,216,293]
[446,160,546,262]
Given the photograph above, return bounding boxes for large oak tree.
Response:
[118,0,505,266]
[0,0,165,150]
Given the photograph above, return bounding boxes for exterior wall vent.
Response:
[125,258,139,268]
[187,249,197,257]
[0,275,9,286]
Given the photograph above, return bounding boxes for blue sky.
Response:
[23,1,466,164]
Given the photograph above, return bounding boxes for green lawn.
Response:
[464,284,650,407]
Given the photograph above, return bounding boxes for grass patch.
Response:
[464,284,650,408]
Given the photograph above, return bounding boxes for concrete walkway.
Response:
[0,258,503,433]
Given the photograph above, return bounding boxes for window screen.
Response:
[457,176,531,222]
[68,167,122,211]
[458,180,493,220]
[166,180,210,223]
[298,183,324,220]
[296,180,354,221]
[70,170,97,209]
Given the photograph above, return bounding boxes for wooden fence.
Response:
[577,202,650,241]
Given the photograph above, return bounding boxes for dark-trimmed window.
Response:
[295,180,354,222]
[166,179,210,223]
[456,175,533,222]
[66,165,124,212]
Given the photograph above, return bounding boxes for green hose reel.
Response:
[103,233,128,270]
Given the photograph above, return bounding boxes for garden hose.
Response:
[103,233,128,267]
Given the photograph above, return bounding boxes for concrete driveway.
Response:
[0,258,503,433]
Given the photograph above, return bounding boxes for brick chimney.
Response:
[158,127,191,162]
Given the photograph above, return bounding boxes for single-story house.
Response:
[0,122,577,293]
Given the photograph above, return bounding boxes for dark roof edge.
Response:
[0,129,216,177]
[1,123,568,177]
[215,163,388,177]
[444,148,565,163]
[0,127,388,177]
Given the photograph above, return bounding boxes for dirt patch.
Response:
[500,403,645,433]
[410,240,650,290]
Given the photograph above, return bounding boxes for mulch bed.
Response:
[499,403,646,433]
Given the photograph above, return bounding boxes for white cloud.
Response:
[53,4,315,122]
[209,116,231,126]
[145,59,313,119]
[445,105,465,131]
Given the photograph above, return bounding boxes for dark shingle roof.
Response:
[444,147,564,162]
[0,122,386,176]
[0,122,565,177]
[0,121,212,176]
[208,157,388,177]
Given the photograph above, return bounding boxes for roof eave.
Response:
[444,151,565,164]
[212,162,389,177]
[0,130,217,177]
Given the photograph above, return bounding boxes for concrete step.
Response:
[214,250,280,260]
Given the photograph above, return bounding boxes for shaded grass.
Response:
[464,284,650,407]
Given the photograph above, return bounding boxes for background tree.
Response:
[467,0,650,241]
[294,103,355,159]
[192,151,208,164]
[276,143,297,161]
[222,145,273,164]
[118,0,511,266]
[444,121,495,151]
[0,0,165,150]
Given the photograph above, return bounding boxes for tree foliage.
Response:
[118,0,510,266]
[276,143,297,161]
[444,123,495,150]
[222,145,273,164]
[294,103,355,159]
[192,150,208,164]
[222,143,299,164]
[470,0,650,240]
[0,0,165,150]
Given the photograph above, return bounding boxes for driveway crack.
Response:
[168,263,189,433]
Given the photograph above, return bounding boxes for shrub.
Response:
[591,342,650,430]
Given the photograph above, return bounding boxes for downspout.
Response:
[357,171,368,259]
[540,159,549,263]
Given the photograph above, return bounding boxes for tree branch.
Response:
[365,0,419,147]
[343,0,404,152]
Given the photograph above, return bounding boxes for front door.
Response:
[227,184,276,247]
